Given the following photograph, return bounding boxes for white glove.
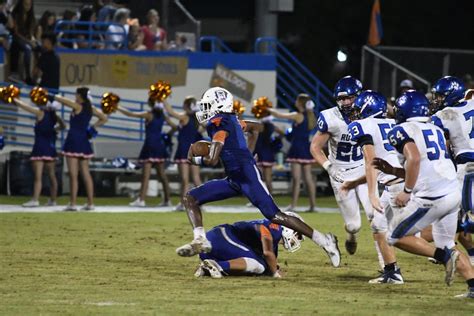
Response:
[323,161,344,183]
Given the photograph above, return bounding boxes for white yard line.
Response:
[0,205,339,214]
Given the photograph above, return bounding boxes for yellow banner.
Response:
[59,52,188,88]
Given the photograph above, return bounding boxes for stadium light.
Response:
[337,50,347,62]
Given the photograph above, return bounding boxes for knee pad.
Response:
[345,223,361,235]
[243,258,265,274]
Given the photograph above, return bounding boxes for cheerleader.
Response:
[252,115,283,194]
[117,98,177,207]
[162,97,203,211]
[268,93,317,212]
[14,97,65,207]
[51,87,108,211]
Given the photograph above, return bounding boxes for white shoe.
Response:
[284,205,295,212]
[81,204,95,211]
[176,237,212,257]
[245,202,253,207]
[368,268,404,284]
[129,198,146,207]
[45,199,57,206]
[157,200,172,207]
[321,233,341,268]
[63,204,78,212]
[202,259,224,279]
[174,203,185,211]
[22,200,39,207]
[194,263,206,278]
[445,248,460,286]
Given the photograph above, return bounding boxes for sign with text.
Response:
[59,52,188,88]
[210,63,255,101]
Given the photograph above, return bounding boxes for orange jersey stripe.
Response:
[211,117,223,126]
[212,130,227,143]
[260,225,272,239]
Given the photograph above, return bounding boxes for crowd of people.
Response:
[0,0,192,84]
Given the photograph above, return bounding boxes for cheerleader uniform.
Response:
[62,104,93,158]
[30,109,58,161]
[254,120,276,167]
[286,112,315,164]
[138,111,167,163]
[174,115,202,163]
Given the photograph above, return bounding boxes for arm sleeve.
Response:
[316,113,329,133]
[387,126,414,153]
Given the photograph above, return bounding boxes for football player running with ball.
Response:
[176,87,341,268]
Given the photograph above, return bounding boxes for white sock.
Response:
[193,227,206,240]
[312,230,327,247]
[374,241,385,270]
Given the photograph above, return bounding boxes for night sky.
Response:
[278,0,474,87]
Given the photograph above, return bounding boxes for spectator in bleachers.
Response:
[142,9,167,51]
[0,0,13,50]
[167,34,193,52]
[105,7,129,49]
[76,5,103,49]
[33,33,59,91]
[56,9,77,49]
[13,96,65,207]
[127,18,145,51]
[35,10,55,42]
[97,0,117,23]
[10,0,37,84]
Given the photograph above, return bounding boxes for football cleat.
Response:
[174,203,185,212]
[157,200,172,207]
[202,259,224,279]
[321,233,341,268]
[22,200,39,207]
[129,198,146,207]
[368,268,404,284]
[194,263,207,278]
[45,199,57,206]
[444,248,460,286]
[454,287,474,299]
[176,237,212,257]
[345,239,357,255]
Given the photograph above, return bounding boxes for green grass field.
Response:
[1,197,474,314]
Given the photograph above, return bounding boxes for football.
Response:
[191,140,211,156]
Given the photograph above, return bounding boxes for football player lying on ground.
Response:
[176,87,341,268]
[195,212,305,278]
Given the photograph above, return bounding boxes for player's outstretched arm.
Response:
[13,98,41,116]
[259,225,280,277]
[372,158,406,179]
[53,95,82,112]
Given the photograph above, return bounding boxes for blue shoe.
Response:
[369,268,404,284]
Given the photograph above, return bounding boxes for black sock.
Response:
[384,262,396,272]
[433,248,446,263]
[467,278,474,288]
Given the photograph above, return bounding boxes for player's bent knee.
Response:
[345,223,361,234]
[183,192,199,207]
[243,258,265,274]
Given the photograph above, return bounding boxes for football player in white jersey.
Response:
[310,76,373,256]
[341,90,404,284]
[378,90,474,298]
[431,76,474,265]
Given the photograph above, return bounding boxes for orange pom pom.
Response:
[101,92,120,114]
[233,100,245,115]
[251,96,272,119]
[30,87,49,106]
[1,85,20,104]
[148,81,172,102]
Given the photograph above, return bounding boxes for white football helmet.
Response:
[196,87,234,123]
[281,211,305,253]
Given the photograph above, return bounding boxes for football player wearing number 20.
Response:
[381,90,474,298]
[311,76,376,259]
[175,87,341,268]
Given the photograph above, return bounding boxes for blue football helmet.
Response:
[333,76,363,116]
[431,76,466,113]
[352,90,387,121]
[394,90,430,124]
